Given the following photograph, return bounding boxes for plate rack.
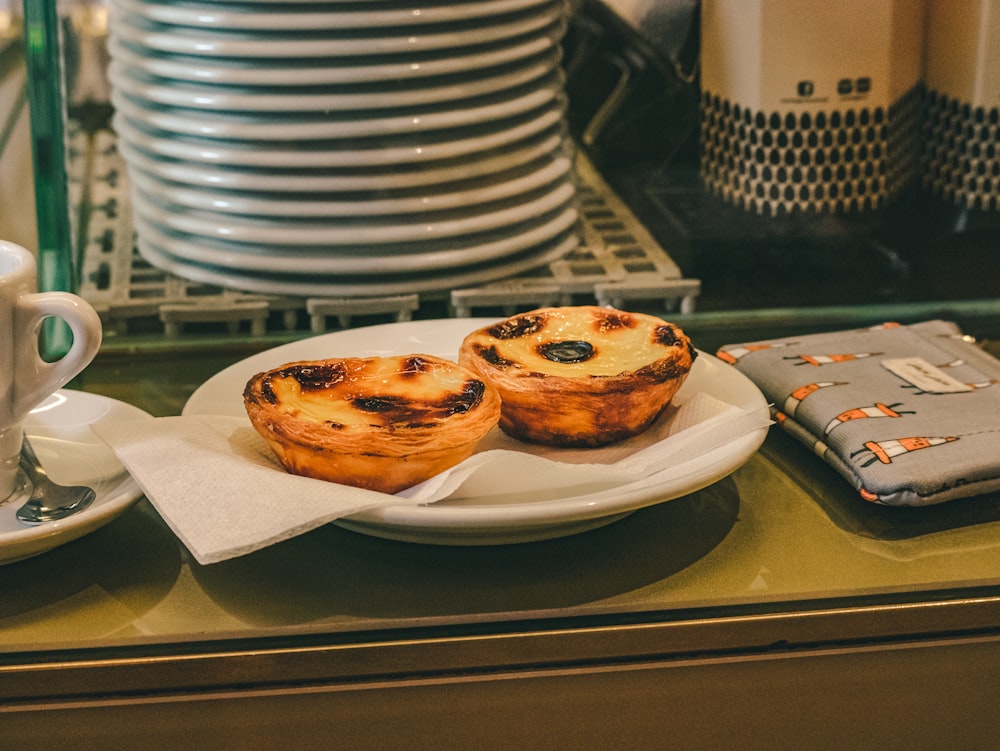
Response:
[72,126,700,342]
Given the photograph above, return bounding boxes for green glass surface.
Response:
[22,0,74,357]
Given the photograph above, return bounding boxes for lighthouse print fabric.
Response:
[718,320,1000,506]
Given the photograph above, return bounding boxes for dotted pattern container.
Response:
[76,129,700,340]
[922,91,1000,211]
[699,87,924,217]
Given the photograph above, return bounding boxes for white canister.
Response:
[699,0,926,216]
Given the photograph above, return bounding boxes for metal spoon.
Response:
[15,436,96,524]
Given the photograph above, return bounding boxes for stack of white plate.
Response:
[106,0,579,297]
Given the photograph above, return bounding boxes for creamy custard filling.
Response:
[262,357,485,429]
[481,312,685,377]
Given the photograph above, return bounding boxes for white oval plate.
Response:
[128,178,576,245]
[0,391,150,565]
[113,0,555,31]
[183,319,770,545]
[132,205,580,275]
[115,130,566,193]
[109,77,562,140]
[107,33,557,87]
[125,154,572,218]
[136,230,578,297]
[109,3,564,58]
[106,48,560,113]
[112,102,565,166]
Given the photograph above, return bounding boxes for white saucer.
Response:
[113,0,555,31]
[128,178,576,245]
[183,319,770,545]
[115,130,566,193]
[110,77,562,141]
[112,103,564,166]
[0,391,150,565]
[136,230,578,297]
[106,48,560,112]
[131,205,580,275]
[125,154,572,218]
[107,34,557,87]
[109,4,564,58]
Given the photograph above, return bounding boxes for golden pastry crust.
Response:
[458,306,697,447]
[243,354,501,494]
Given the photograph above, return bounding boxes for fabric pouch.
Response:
[717,320,1000,506]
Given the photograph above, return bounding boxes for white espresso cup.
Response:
[1,240,103,500]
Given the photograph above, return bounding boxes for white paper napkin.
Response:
[93,392,769,564]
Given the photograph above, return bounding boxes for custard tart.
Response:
[458,306,697,447]
[243,354,501,494]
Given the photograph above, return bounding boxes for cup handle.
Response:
[14,292,103,417]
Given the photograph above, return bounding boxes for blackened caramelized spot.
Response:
[399,355,432,378]
[284,362,348,390]
[653,324,698,361]
[446,379,486,414]
[351,379,485,426]
[594,310,636,333]
[653,324,682,347]
[539,340,595,363]
[488,314,545,340]
[354,395,408,412]
[254,378,278,405]
[475,343,515,369]
[253,362,347,404]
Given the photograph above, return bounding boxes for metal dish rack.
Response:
[71,125,700,343]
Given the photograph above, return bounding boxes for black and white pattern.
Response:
[699,87,924,216]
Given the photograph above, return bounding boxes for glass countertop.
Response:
[4,0,999,673]
[2,335,999,658]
